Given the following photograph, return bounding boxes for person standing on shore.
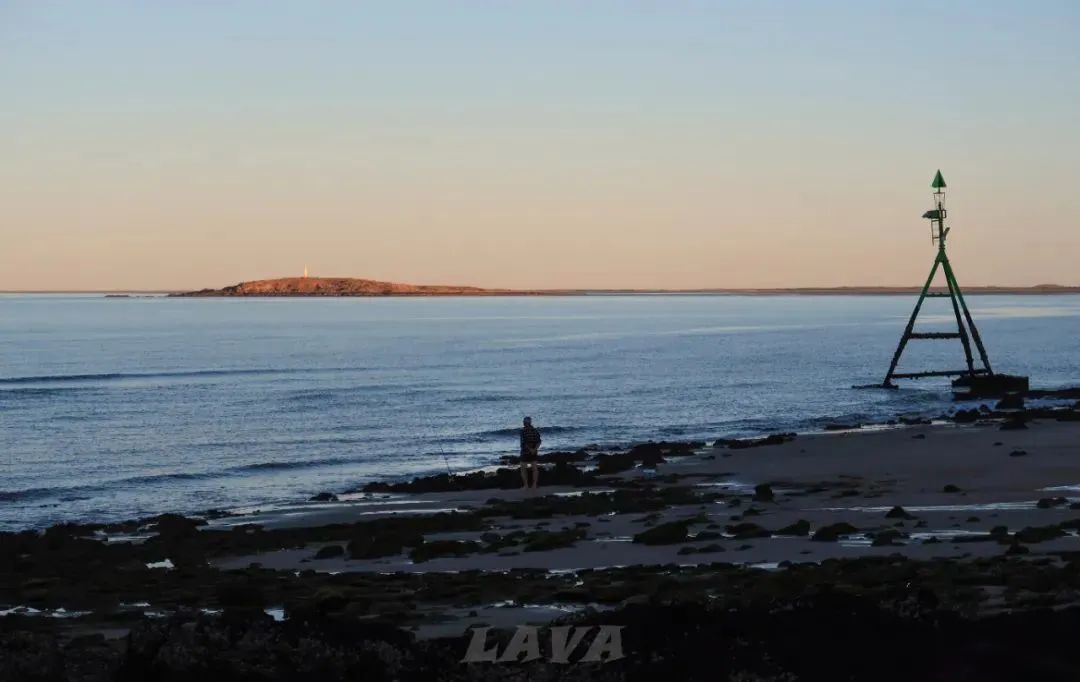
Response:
[519,416,542,490]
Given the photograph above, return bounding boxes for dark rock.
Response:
[1005,543,1030,555]
[215,579,265,609]
[811,522,858,542]
[362,461,597,494]
[146,513,206,539]
[775,520,811,537]
[715,433,796,450]
[1037,497,1069,509]
[309,492,338,502]
[953,409,979,424]
[633,520,691,545]
[522,528,586,552]
[594,452,638,475]
[870,529,906,546]
[752,484,775,503]
[500,449,590,465]
[627,442,666,466]
[1009,450,1028,457]
[313,544,345,560]
[725,523,771,540]
[824,423,860,431]
[678,543,726,556]
[409,540,482,562]
[347,530,421,559]
[1000,415,1028,431]
[1015,525,1066,544]
[943,485,962,493]
[885,506,916,520]
[899,416,932,425]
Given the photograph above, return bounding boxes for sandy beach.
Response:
[214,418,1080,576]
[6,406,1080,679]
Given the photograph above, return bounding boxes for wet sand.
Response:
[215,419,1080,577]
[7,413,1080,681]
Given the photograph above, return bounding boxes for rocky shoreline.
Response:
[5,401,1080,680]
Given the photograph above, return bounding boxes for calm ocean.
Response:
[2,293,1079,529]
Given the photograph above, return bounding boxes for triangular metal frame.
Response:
[881,176,994,387]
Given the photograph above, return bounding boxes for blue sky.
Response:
[2,1,1079,289]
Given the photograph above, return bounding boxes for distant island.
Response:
[170,277,546,297]
[166,278,1080,297]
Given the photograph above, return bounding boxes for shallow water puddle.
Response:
[551,489,616,498]
[0,606,91,619]
[87,530,153,544]
[816,501,1044,513]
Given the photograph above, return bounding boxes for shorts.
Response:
[520,446,539,463]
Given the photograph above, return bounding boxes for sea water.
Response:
[2,293,1078,529]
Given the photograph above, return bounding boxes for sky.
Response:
[2,1,1079,291]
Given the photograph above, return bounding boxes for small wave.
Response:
[195,435,368,449]
[471,425,586,438]
[446,395,508,404]
[0,387,92,398]
[0,489,51,502]
[0,367,367,386]
[112,471,221,487]
[282,384,438,405]
[0,457,364,505]
[231,458,348,472]
[0,471,220,503]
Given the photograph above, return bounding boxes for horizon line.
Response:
[5,283,1080,296]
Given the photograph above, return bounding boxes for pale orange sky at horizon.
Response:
[2,2,1078,292]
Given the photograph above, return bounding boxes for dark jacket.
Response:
[520,424,542,454]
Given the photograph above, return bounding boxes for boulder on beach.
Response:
[870,529,907,546]
[824,423,861,431]
[775,520,810,536]
[885,506,916,520]
[146,513,207,539]
[313,544,345,560]
[1036,497,1068,509]
[347,530,421,559]
[953,409,979,424]
[1000,415,1028,431]
[715,433,796,450]
[725,522,771,540]
[811,522,859,542]
[409,540,482,562]
[1014,525,1066,544]
[633,520,692,545]
[752,484,775,503]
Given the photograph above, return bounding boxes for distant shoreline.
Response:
[5,285,1080,296]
